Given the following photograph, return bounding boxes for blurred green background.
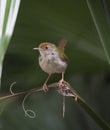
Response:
[1,0,110,130]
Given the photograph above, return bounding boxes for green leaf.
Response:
[86,0,110,64]
[0,0,21,86]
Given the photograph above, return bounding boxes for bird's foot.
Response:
[42,84,48,92]
[58,79,65,88]
[57,80,78,101]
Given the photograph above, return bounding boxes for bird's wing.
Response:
[58,37,67,52]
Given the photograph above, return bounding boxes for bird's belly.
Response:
[39,57,67,74]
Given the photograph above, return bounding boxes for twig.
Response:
[0,82,57,100]
[63,96,65,118]
[0,81,110,130]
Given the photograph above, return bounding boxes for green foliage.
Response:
[0,0,20,85]
[87,0,110,64]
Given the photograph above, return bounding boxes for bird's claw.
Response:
[57,80,78,101]
[42,84,48,92]
[58,79,65,88]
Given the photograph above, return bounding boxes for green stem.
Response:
[68,84,110,130]
[75,96,110,130]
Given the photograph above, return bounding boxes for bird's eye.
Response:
[45,46,48,49]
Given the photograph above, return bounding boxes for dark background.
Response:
[1,0,110,130]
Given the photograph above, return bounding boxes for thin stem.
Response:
[63,96,65,118]
[0,83,57,100]
[0,82,110,130]
[73,96,110,130]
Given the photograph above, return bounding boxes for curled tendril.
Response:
[24,109,36,118]
[10,82,16,95]
[9,80,78,118]
[22,92,36,118]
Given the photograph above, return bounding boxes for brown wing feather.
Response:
[57,37,68,63]
[58,37,67,52]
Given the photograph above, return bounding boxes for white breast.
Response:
[39,53,67,74]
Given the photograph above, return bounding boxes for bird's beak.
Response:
[33,47,39,50]
[33,47,44,51]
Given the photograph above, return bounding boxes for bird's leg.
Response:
[61,72,65,82]
[42,74,51,92]
[58,72,65,87]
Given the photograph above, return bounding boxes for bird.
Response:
[33,38,68,91]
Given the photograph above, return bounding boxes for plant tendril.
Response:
[10,82,16,95]
[22,92,36,118]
